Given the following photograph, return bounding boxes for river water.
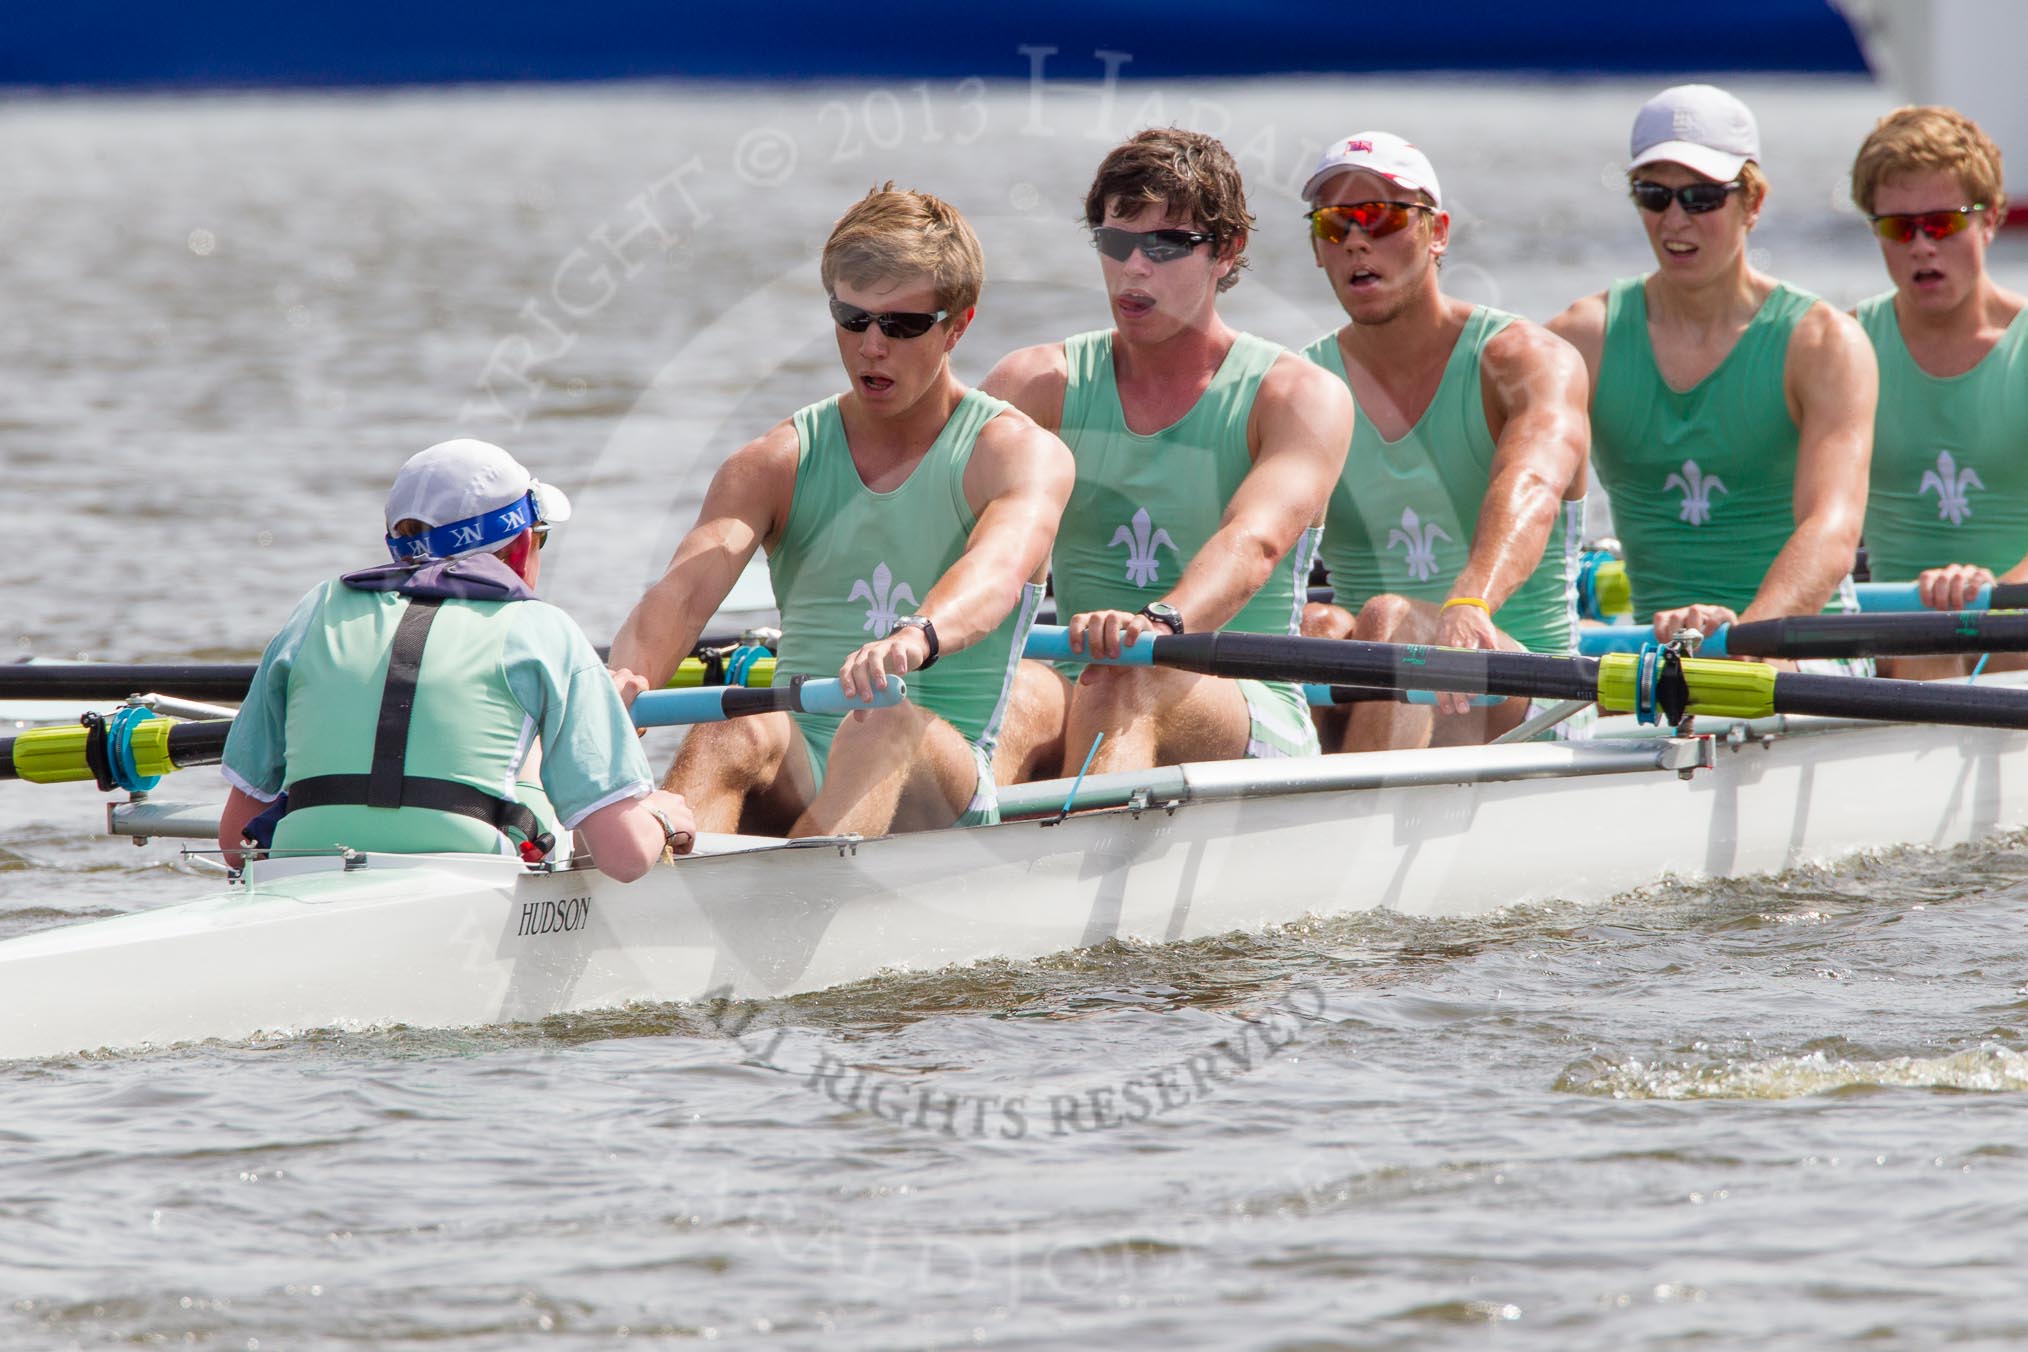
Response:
[6,73,2028,1349]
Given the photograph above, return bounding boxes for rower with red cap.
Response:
[217,438,695,881]
[1294,130,1591,751]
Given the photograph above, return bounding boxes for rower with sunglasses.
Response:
[1294,132,1590,753]
[1549,84,1877,660]
[609,186,1074,836]
[1847,106,2028,680]
[218,439,697,881]
[983,128,1353,778]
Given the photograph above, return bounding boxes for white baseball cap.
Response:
[1301,132,1443,210]
[1629,84,1760,182]
[384,438,572,563]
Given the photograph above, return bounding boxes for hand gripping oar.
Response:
[1581,609,2028,659]
[1025,624,2028,731]
[0,677,903,786]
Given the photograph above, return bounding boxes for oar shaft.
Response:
[1726,610,2028,659]
[1855,581,2028,613]
[3,679,902,782]
[0,664,259,702]
[1771,670,2028,729]
[1581,609,2028,659]
[1153,632,1601,703]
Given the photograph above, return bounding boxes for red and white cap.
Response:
[1629,84,1760,182]
[1301,131,1442,210]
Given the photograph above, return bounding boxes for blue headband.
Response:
[387,492,539,564]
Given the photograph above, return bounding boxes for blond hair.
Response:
[821,183,984,314]
[1084,128,1254,292]
[1850,105,2006,221]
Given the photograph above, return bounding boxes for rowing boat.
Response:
[1,666,2023,1059]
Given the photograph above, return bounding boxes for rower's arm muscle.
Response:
[609,429,795,686]
[1744,306,1876,622]
[978,343,1069,434]
[1457,323,1590,609]
[920,415,1075,651]
[1159,357,1353,629]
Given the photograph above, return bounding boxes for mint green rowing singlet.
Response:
[769,388,1041,776]
[1857,292,2028,581]
[1302,307,1578,655]
[1592,276,1822,616]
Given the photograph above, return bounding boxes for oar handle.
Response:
[1854,581,2028,613]
[630,676,903,727]
[1022,625,1154,665]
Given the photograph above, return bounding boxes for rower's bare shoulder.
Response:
[1787,300,1877,382]
[980,342,1069,427]
[1483,316,1587,380]
[975,402,1073,474]
[1260,348,1354,421]
[1545,290,1609,365]
[704,419,801,517]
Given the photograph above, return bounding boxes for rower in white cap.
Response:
[1295,130,1591,751]
[1548,84,1878,663]
[217,438,696,880]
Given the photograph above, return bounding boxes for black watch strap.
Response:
[893,615,940,669]
[1140,603,1184,634]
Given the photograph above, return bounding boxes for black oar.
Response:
[0,677,901,786]
[1025,627,2028,731]
[0,633,760,704]
[1721,609,2028,659]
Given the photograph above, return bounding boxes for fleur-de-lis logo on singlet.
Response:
[1664,459,1728,526]
[1109,507,1179,587]
[1385,506,1452,582]
[1919,449,1984,526]
[846,561,917,635]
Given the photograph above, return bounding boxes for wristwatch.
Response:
[890,614,940,669]
[1140,602,1184,634]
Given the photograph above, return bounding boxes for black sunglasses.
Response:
[1629,179,1743,215]
[828,297,949,340]
[1091,226,1217,263]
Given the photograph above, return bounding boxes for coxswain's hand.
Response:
[1916,564,1996,612]
[646,788,696,856]
[607,665,651,710]
[1066,609,1150,667]
[837,627,930,710]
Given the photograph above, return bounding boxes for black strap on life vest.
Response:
[285,595,545,848]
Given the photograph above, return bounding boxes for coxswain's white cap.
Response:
[383,439,572,563]
[1629,84,1760,182]
[1301,131,1443,210]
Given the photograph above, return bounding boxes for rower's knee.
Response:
[667,714,786,793]
[1302,601,1354,639]
[1353,593,1422,643]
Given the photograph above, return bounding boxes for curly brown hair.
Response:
[1083,128,1253,292]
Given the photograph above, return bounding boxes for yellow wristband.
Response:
[1440,597,1491,614]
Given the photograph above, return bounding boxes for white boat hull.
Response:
[0,715,2022,1059]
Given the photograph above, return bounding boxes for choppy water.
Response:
[6,74,2028,1349]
